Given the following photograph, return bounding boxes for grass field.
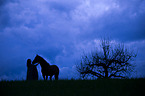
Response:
[0,79,145,96]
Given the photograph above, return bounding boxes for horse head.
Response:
[27,58,38,67]
[32,54,40,65]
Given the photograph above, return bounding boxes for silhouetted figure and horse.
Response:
[32,55,59,80]
[26,59,38,80]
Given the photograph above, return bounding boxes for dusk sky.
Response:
[0,0,145,80]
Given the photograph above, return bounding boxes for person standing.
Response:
[26,59,38,80]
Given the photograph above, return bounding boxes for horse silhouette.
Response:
[26,59,38,80]
[32,55,59,80]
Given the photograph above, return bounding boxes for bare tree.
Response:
[76,40,136,79]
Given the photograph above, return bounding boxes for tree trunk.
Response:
[104,67,108,78]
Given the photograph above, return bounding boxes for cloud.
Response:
[71,0,120,22]
[59,65,78,79]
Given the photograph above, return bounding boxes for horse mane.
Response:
[37,55,50,66]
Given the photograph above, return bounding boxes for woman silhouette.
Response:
[26,59,38,80]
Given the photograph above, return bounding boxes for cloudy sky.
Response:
[0,0,145,80]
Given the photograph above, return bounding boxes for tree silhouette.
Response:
[77,40,136,79]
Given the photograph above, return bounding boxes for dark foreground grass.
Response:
[0,79,145,96]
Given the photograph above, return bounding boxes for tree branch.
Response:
[109,68,126,78]
[109,74,126,79]
[81,70,104,78]
[87,63,106,68]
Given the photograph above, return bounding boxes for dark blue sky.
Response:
[0,0,145,80]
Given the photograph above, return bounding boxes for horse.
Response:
[26,59,38,80]
[32,55,59,80]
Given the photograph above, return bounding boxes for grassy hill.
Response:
[0,79,145,96]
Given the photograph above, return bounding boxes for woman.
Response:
[26,59,38,80]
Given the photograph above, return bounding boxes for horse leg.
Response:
[55,74,58,80]
[46,76,48,80]
[43,74,45,80]
[50,76,52,81]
